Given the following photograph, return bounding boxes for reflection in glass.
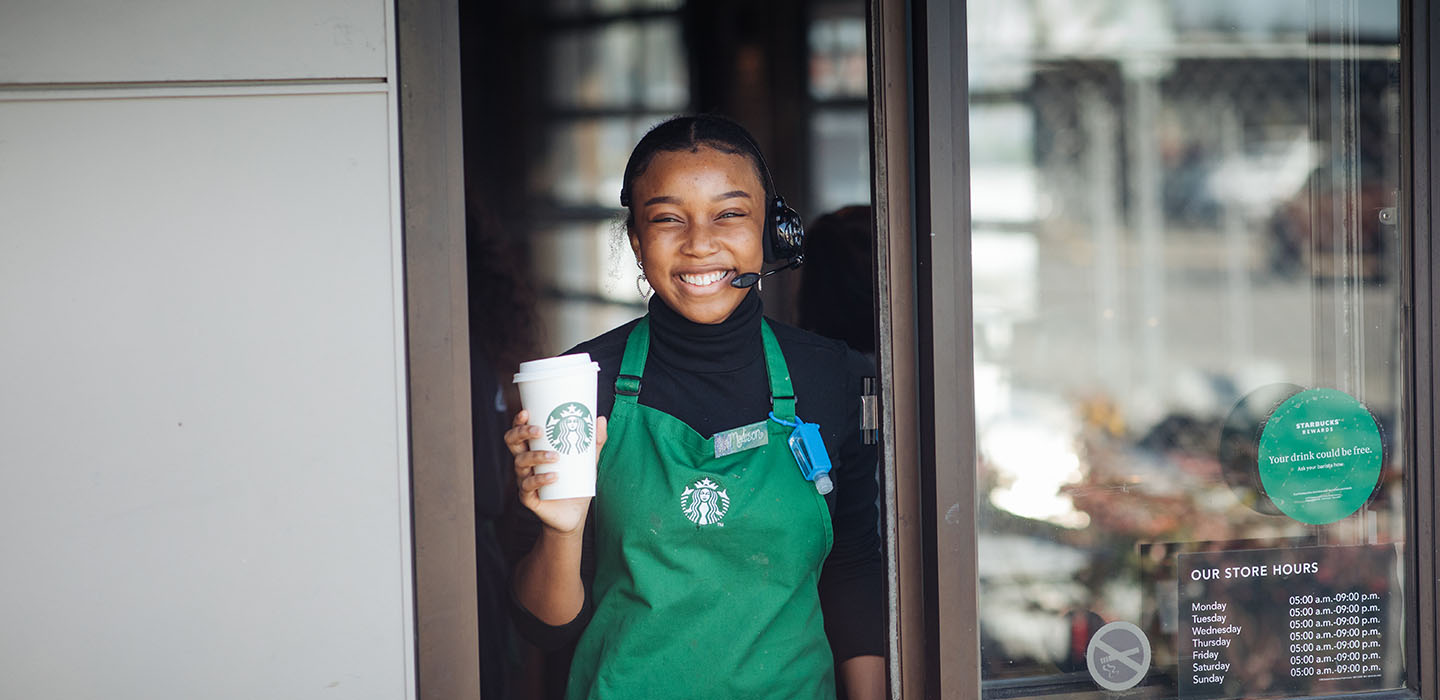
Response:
[532,221,640,352]
[533,223,642,302]
[539,118,658,208]
[807,4,871,217]
[965,1,1403,697]
[532,8,687,355]
[810,108,871,214]
[808,14,868,99]
[547,22,688,111]
[546,0,682,18]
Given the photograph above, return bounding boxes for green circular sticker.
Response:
[1257,388,1382,524]
[545,402,595,455]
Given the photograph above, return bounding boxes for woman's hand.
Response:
[507,409,605,626]
[506,409,608,535]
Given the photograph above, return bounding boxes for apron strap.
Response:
[760,321,796,421]
[613,316,795,419]
[614,318,650,403]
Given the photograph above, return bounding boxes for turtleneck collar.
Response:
[647,290,763,374]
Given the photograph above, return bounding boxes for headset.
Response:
[619,119,805,289]
[747,139,806,262]
[732,129,806,288]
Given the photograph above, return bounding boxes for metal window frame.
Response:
[870,0,1440,697]
[867,0,926,696]
[1403,0,1439,696]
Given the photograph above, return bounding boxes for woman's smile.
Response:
[678,270,729,287]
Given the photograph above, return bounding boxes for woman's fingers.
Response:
[514,449,558,470]
[509,411,602,518]
[518,471,558,495]
[512,444,557,480]
[508,408,562,507]
[504,411,538,455]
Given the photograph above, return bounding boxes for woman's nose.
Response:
[679,222,722,255]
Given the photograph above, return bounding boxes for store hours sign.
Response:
[1176,545,1400,699]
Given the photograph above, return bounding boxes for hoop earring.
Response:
[636,273,652,299]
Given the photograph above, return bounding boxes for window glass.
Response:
[965,1,1405,697]
[638,21,688,108]
[538,117,655,207]
[532,113,661,352]
[808,14,868,99]
[547,0,682,18]
[810,107,870,213]
[532,222,641,300]
[808,4,870,215]
[531,8,687,355]
[547,22,689,111]
[547,25,641,109]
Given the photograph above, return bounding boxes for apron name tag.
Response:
[713,420,769,458]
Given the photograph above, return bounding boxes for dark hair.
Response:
[619,114,773,234]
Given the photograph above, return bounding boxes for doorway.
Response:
[457,2,880,698]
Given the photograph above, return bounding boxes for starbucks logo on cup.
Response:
[545,402,595,455]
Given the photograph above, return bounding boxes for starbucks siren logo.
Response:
[545,402,594,455]
[680,477,730,526]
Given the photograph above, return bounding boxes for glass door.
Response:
[934,1,1419,697]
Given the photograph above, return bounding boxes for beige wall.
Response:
[0,3,415,699]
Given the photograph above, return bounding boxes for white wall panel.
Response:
[0,90,410,699]
[0,0,386,84]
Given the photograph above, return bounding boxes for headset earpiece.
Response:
[766,195,805,264]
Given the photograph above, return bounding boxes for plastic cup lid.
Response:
[513,352,600,383]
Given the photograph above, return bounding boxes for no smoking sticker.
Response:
[1087,621,1151,691]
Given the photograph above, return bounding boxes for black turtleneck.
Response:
[505,291,884,666]
[603,291,772,437]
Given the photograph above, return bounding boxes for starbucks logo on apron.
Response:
[545,402,594,455]
[680,477,730,526]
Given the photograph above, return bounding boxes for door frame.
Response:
[395,0,482,697]
[1403,0,1439,693]
[867,0,931,696]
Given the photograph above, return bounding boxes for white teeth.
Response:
[679,271,726,286]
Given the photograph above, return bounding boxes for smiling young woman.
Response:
[628,146,766,325]
[504,115,885,700]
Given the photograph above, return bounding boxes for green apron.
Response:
[566,318,836,700]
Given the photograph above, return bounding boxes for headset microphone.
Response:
[730,255,805,288]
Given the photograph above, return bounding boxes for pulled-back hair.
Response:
[618,114,774,233]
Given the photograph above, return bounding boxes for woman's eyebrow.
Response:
[643,195,680,206]
[713,190,752,201]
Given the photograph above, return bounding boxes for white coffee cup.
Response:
[513,353,601,500]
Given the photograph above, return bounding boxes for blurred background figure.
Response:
[797,205,876,359]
